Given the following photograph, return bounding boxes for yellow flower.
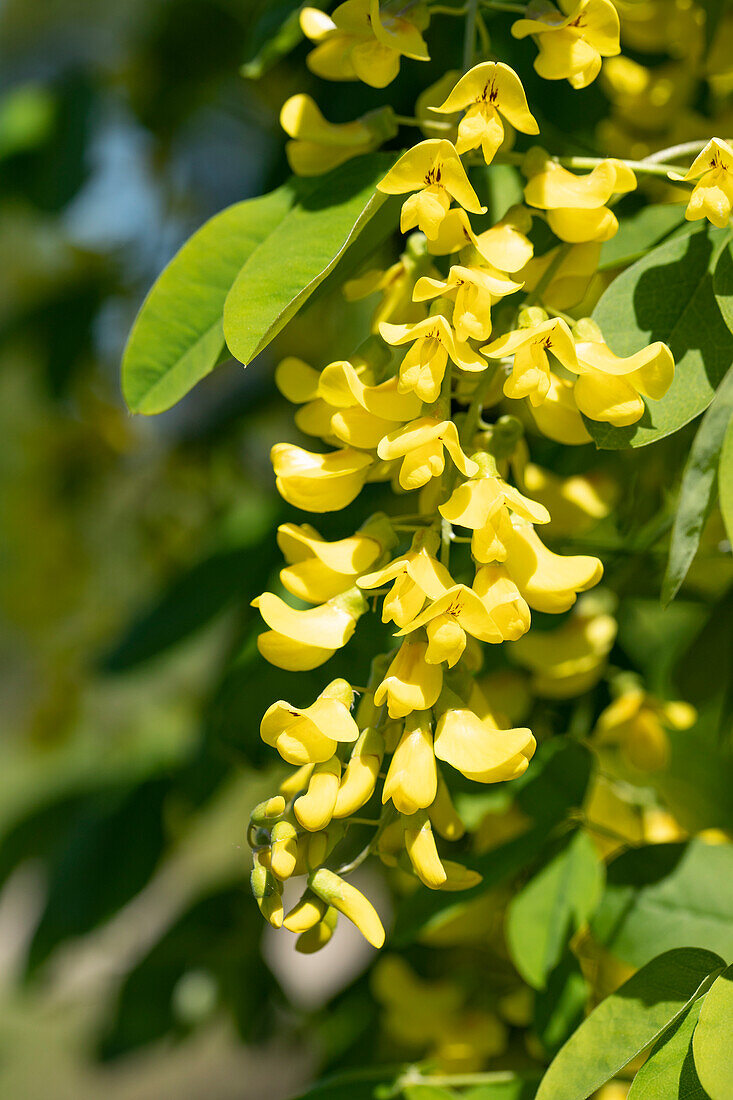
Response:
[510,599,617,696]
[252,587,367,670]
[517,450,615,535]
[397,566,531,666]
[527,373,592,444]
[295,907,339,954]
[283,890,329,933]
[280,94,397,176]
[277,515,394,604]
[333,726,385,817]
[271,443,372,512]
[595,688,696,771]
[503,519,603,612]
[440,470,550,564]
[301,0,429,89]
[375,638,443,718]
[519,242,601,310]
[318,357,424,421]
[412,265,523,343]
[260,678,359,765]
[683,138,733,229]
[294,755,342,830]
[377,417,479,491]
[275,356,321,403]
[430,770,465,840]
[377,139,486,239]
[434,707,536,783]
[404,810,447,887]
[380,314,487,402]
[512,0,621,90]
[571,336,675,426]
[523,156,636,242]
[383,712,438,814]
[432,62,539,164]
[270,820,299,880]
[358,528,453,627]
[483,317,579,406]
[428,205,535,273]
[309,866,385,947]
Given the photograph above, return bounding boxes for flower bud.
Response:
[250,796,286,826]
[333,727,385,818]
[309,868,385,948]
[294,756,342,831]
[270,820,299,880]
[295,908,338,954]
[404,811,447,888]
[284,890,329,933]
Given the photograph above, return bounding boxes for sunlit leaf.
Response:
[692,963,733,1100]
[506,829,603,989]
[627,998,707,1099]
[662,367,733,604]
[592,839,733,967]
[122,187,294,414]
[536,948,725,1100]
[223,153,398,368]
[589,228,733,448]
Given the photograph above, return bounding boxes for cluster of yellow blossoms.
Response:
[247,0,724,953]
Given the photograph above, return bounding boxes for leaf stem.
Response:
[463,0,479,69]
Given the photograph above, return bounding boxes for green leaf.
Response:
[592,839,733,967]
[535,947,725,1100]
[713,234,733,332]
[122,187,294,414]
[589,228,733,448]
[719,415,733,542]
[403,1087,457,1100]
[534,953,589,1057]
[223,153,398,368]
[506,830,603,989]
[240,0,309,79]
[628,998,708,1099]
[599,204,688,271]
[662,367,733,604]
[392,740,592,945]
[692,963,733,1100]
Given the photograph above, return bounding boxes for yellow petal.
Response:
[434,708,536,782]
[404,812,447,887]
[375,639,443,718]
[333,726,385,817]
[383,716,438,815]
[271,444,372,512]
[505,522,603,613]
[294,756,342,831]
[275,356,320,403]
[309,867,385,947]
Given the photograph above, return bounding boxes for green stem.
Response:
[461,363,498,447]
[463,0,479,69]
[480,0,527,11]
[495,150,694,180]
[393,114,455,131]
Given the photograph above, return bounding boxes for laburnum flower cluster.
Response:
[247,0,724,954]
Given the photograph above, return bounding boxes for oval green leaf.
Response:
[536,947,725,1100]
[122,186,294,414]
[223,152,398,368]
[589,227,733,448]
[662,366,733,604]
[506,829,603,990]
[628,998,707,1099]
[591,839,733,967]
[713,234,733,332]
[692,963,733,1100]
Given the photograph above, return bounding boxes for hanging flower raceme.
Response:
[523,153,637,242]
[243,0,703,958]
[300,0,429,88]
[431,61,539,164]
[377,139,486,238]
[511,0,621,89]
